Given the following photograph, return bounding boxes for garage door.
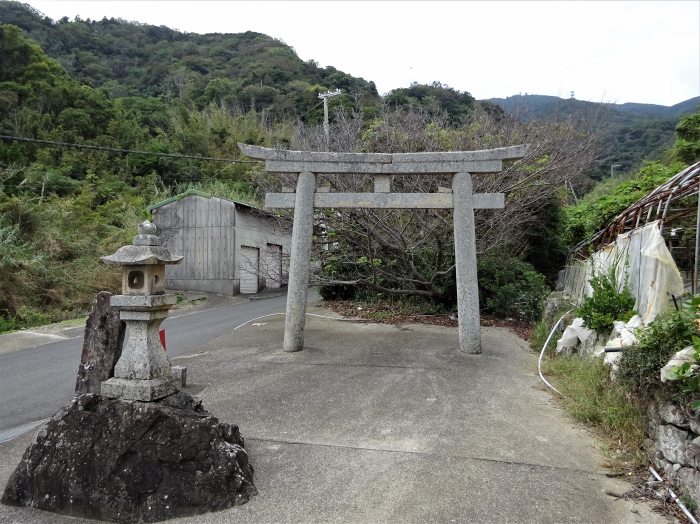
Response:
[239,246,259,294]
[265,244,282,289]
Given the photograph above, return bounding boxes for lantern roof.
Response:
[101,221,183,266]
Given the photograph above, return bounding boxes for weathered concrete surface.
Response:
[283,172,315,353]
[110,310,172,380]
[263,159,503,174]
[239,142,531,174]
[0,312,668,523]
[101,376,177,402]
[110,294,177,309]
[100,221,181,402]
[373,174,391,192]
[2,392,255,523]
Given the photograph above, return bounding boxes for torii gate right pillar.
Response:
[453,172,481,354]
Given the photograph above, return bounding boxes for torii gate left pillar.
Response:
[239,143,530,354]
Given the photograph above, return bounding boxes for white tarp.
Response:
[562,221,684,324]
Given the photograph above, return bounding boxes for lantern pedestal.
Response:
[101,296,177,401]
[101,376,176,402]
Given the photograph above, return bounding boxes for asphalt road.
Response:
[0,293,291,433]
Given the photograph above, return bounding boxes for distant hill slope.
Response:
[615,98,700,120]
[0,1,380,119]
[488,94,699,121]
[486,94,700,179]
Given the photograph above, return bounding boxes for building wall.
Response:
[234,207,290,291]
[152,195,290,295]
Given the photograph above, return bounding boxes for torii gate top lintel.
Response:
[238,143,530,174]
[237,142,531,355]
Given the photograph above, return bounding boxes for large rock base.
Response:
[1,392,256,523]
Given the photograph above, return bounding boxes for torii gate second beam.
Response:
[239,143,530,354]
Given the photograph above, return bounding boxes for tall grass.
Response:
[542,354,646,468]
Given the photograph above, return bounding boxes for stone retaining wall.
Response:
[647,401,700,506]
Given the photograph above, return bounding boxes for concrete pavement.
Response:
[0,307,668,523]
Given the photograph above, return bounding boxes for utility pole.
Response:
[318,89,341,151]
[610,163,622,179]
[39,172,47,203]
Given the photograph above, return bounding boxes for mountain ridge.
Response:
[486,94,700,120]
[485,94,699,178]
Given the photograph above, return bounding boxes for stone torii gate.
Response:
[239,143,529,354]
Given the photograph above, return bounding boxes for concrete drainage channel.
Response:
[0,418,49,444]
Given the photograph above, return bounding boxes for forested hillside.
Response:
[563,110,700,248]
[0,20,280,329]
[0,1,383,121]
[489,94,700,180]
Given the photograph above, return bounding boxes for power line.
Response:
[297,99,325,120]
[1,181,80,188]
[0,135,261,164]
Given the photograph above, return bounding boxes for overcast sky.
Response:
[26,0,700,106]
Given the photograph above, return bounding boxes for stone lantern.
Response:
[100,220,183,401]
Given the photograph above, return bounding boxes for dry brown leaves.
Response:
[322,300,534,340]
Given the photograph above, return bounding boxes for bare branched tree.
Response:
[263,104,599,303]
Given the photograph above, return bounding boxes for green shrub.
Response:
[577,264,636,334]
[674,112,700,164]
[16,305,52,328]
[564,161,685,247]
[0,315,17,333]
[617,307,696,396]
[663,297,700,408]
[477,254,550,321]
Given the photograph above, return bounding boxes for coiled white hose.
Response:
[537,310,572,395]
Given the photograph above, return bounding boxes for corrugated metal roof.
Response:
[146,189,260,212]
